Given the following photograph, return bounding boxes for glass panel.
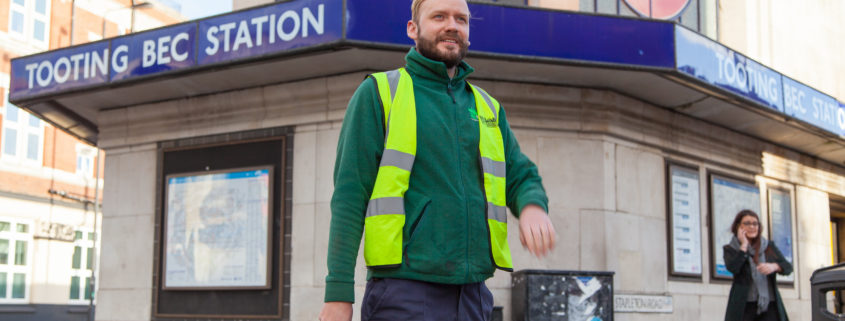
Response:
[69,276,80,300]
[72,246,81,269]
[27,133,39,160]
[12,273,25,299]
[16,224,28,233]
[11,11,24,34]
[0,222,9,232]
[13,0,25,6]
[6,105,19,122]
[28,113,40,127]
[0,272,6,298]
[3,128,17,156]
[0,239,8,264]
[74,231,83,240]
[84,277,92,300]
[35,0,47,14]
[14,241,26,265]
[86,248,93,269]
[88,232,95,241]
[33,20,46,42]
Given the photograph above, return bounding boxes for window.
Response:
[0,218,32,302]
[578,0,718,39]
[2,100,44,165]
[8,0,50,46]
[76,145,97,177]
[69,230,95,303]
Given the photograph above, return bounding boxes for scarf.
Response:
[729,235,770,315]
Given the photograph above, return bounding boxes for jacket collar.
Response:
[404,48,474,84]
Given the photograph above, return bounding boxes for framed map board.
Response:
[163,166,273,290]
[709,173,760,280]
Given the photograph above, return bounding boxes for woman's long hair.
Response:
[730,209,763,264]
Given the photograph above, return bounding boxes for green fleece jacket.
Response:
[324,48,548,302]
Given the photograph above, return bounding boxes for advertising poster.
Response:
[164,167,272,289]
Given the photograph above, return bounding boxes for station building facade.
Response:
[7,0,845,320]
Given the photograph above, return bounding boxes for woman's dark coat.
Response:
[723,242,793,321]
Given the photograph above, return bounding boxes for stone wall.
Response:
[96,73,838,320]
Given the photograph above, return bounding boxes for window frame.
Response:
[76,144,97,178]
[0,218,34,303]
[1,97,45,166]
[7,0,51,47]
[69,229,96,304]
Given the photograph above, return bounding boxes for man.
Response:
[319,0,555,320]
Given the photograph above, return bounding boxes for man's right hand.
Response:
[319,302,352,321]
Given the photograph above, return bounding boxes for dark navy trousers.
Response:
[361,278,494,321]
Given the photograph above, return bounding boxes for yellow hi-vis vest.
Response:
[364,68,513,271]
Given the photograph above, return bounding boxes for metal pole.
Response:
[70,0,75,45]
[130,0,136,33]
[87,147,101,321]
[101,11,106,38]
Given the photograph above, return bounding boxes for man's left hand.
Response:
[518,205,556,258]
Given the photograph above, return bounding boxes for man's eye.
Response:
[433,14,444,19]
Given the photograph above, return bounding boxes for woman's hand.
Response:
[738,229,749,251]
[757,263,780,275]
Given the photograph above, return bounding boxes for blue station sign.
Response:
[110,23,197,81]
[782,76,844,136]
[676,27,783,112]
[198,1,342,65]
[10,0,340,101]
[8,0,845,138]
[11,41,111,99]
[676,26,845,137]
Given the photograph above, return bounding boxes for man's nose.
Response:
[444,16,459,31]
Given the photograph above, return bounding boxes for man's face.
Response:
[407,0,470,68]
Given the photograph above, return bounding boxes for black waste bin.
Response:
[512,269,614,321]
[811,262,845,320]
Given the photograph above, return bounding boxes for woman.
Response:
[723,210,792,321]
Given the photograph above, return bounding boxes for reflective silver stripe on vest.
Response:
[481,157,506,178]
[473,85,497,122]
[366,197,405,217]
[380,149,415,171]
[487,203,507,224]
[386,69,401,104]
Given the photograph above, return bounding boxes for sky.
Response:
[158,0,234,20]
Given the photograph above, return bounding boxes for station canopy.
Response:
[9,0,845,164]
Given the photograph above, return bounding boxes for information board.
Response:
[164,167,272,289]
[668,165,702,276]
[710,174,760,279]
[768,188,794,283]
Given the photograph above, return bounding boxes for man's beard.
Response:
[416,31,468,68]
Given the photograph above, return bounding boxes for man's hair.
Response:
[411,0,426,23]
[411,0,471,24]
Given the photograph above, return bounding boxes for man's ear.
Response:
[407,20,418,41]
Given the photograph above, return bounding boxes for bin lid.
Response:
[811,262,845,284]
